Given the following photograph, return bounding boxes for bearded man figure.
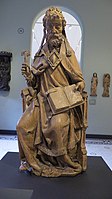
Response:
[16,7,88,177]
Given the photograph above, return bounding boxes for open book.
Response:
[46,85,84,115]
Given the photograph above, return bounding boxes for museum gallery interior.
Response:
[0,1,112,199]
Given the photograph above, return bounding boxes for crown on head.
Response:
[43,7,66,28]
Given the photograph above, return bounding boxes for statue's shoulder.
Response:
[33,44,47,61]
[34,50,43,60]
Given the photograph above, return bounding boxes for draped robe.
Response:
[17,39,85,177]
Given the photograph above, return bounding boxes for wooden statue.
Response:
[90,73,98,96]
[0,51,12,91]
[16,7,88,177]
[102,73,110,97]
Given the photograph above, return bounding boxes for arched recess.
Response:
[31,7,83,68]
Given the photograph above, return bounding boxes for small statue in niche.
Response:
[90,72,98,96]
[102,73,110,97]
[16,7,88,177]
[0,51,12,91]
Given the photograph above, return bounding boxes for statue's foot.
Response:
[19,161,32,172]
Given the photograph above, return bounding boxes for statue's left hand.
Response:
[76,82,85,93]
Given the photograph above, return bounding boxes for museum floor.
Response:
[0,135,112,171]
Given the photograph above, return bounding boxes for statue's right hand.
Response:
[21,63,31,79]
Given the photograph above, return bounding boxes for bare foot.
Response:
[19,161,31,171]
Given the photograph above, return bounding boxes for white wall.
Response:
[0,0,112,135]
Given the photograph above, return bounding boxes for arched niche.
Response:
[31,7,83,67]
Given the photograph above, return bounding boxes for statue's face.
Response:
[46,20,63,35]
[46,19,63,49]
[93,73,97,77]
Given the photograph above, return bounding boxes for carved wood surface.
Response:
[0,51,12,91]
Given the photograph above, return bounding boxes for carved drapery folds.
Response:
[16,7,88,177]
[90,73,98,96]
[0,51,12,91]
[102,73,110,97]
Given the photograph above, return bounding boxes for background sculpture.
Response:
[0,51,12,91]
[90,72,98,96]
[102,73,110,97]
[16,7,88,177]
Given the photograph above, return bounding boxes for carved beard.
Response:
[46,33,63,50]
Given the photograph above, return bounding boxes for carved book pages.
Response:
[46,85,84,115]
